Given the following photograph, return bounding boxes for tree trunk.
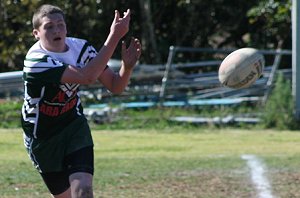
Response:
[139,0,161,63]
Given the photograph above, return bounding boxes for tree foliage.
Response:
[0,0,292,72]
[247,0,292,49]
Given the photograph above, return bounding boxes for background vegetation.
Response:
[262,73,299,130]
[0,0,292,71]
[1,73,296,130]
[0,0,295,130]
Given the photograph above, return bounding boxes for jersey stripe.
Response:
[76,42,90,64]
[22,37,96,139]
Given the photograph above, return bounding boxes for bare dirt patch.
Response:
[271,171,300,198]
[100,170,257,198]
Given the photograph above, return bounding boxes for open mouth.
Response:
[54,37,62,41]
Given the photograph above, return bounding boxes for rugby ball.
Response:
[218,48,265,89]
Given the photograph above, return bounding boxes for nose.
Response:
[54,25,60,34]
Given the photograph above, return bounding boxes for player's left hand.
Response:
[121,37,142,70]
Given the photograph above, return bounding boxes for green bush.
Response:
[0,100,22,128]
[262,72,299,130]
[2,74,300,131]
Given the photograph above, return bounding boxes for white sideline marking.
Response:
[241,155,274,198]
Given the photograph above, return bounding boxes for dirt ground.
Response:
[97,169,300,198]
[100,170,255,198]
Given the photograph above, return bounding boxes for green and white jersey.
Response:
[21,37,97,139]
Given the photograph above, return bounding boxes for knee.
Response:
[70,173,93,198]
[75,183,93,198]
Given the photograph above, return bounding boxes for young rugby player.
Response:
[21,4,141,198]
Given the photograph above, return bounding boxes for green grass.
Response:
[1,128,300,197]
[88,105,263,130]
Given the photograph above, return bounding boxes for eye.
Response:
[45,24,53,30]
[58,23,65,28]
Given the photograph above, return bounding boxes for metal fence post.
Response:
[159,46,176,102]
[292,0,300,119]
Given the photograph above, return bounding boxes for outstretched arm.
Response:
[60,9,131,84]
[98,37,142,94]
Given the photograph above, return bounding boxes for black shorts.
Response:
[40,146,94,195]
[24,117,94,173]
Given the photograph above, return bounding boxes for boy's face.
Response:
[33,13,67,52]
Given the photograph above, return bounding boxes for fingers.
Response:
[122,9,130,25]
[126,38,140,50]
[121,37,141,69]
[114,8,130,20]
[113,10,120,23]
[129,37,142,59]
[121,40,126,56]
[133,38,142,57]
[123,9,130,18]
[115,9,130,28]
[116,9,130,21]
[111,9,130,37]
[122,38,141,56]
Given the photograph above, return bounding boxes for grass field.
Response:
[1,128,300,198]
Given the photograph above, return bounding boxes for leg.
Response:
[40,171,71,198]
[64,146,94,198]
[69,172,93,198]
[52,188,71,198]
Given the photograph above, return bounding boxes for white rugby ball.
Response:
[218,48,265,89]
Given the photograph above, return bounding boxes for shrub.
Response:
[0,100,22,128]
[262,72,299,130]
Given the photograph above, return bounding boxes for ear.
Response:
[32,29,40,40]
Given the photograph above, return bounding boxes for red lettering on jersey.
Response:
[40,104,46,114]
[46,106,52,115]
[70,97,77,107]
[40,98,78,116]
[60,103,69,114]
[52,107,59,116]
[60,98,78,115]
[51,90,66,103]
